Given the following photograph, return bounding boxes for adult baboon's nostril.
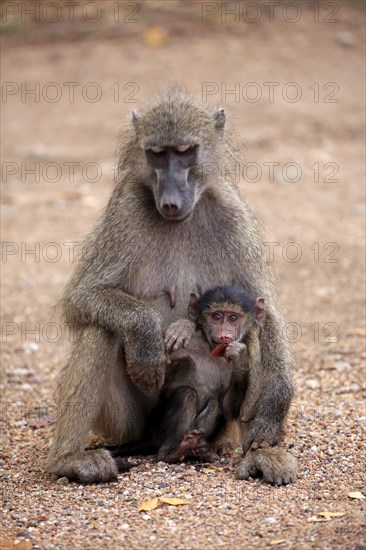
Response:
[162,202,179,215]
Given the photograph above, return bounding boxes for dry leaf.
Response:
[347,329,366,337]
[159,497,191,506]
[269,540,286,546]
[308,511,347,523]
[138,496,191,512]
[318,512,346,518]
[321,360,335,370]
[144,27,169,47]
[308,515,331,523]
[138,498,159,512]
[348,491,365,500]
[0,541,32,550]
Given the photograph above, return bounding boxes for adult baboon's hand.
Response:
[241,415,284,454]
[124,309,168,392]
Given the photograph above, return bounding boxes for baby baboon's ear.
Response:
[188,292,200,320]
[254,297,265,326]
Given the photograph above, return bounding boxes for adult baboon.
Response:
[47,88,296,484]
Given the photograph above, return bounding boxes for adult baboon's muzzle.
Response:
[156,170,191,221]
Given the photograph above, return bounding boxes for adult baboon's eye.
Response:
[149,147,166,155]
[176,144,195,154]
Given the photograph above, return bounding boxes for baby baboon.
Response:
[111,286,263,463]
[161,285,265,460]
[47,88,296,485]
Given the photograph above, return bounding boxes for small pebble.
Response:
[265,517,277,524]
[335,362,351,372]
[306,379,320,389]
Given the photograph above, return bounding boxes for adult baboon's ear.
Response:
[132,110,140,129]
[213,108,225,134]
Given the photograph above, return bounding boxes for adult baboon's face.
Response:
[131,92,226,223]
[144,144,198,222]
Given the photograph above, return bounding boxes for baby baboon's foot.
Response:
[191,439,219,463]
[159,430,203,463]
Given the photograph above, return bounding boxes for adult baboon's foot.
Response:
[236,448,298,486]
[50,449,119,483]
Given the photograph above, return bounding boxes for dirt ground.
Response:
[1,1,365,549]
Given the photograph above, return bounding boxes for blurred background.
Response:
[2,0,365,359]
[1,1,365,547]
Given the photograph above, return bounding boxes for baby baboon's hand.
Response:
[164,318,196,352]
[225,341,247,362]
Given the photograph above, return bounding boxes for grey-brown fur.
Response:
[47,87,296,484]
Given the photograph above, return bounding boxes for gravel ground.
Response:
[1,2,365,549]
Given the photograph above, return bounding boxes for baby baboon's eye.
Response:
[229,314,239,323]
[212,312,222,321]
